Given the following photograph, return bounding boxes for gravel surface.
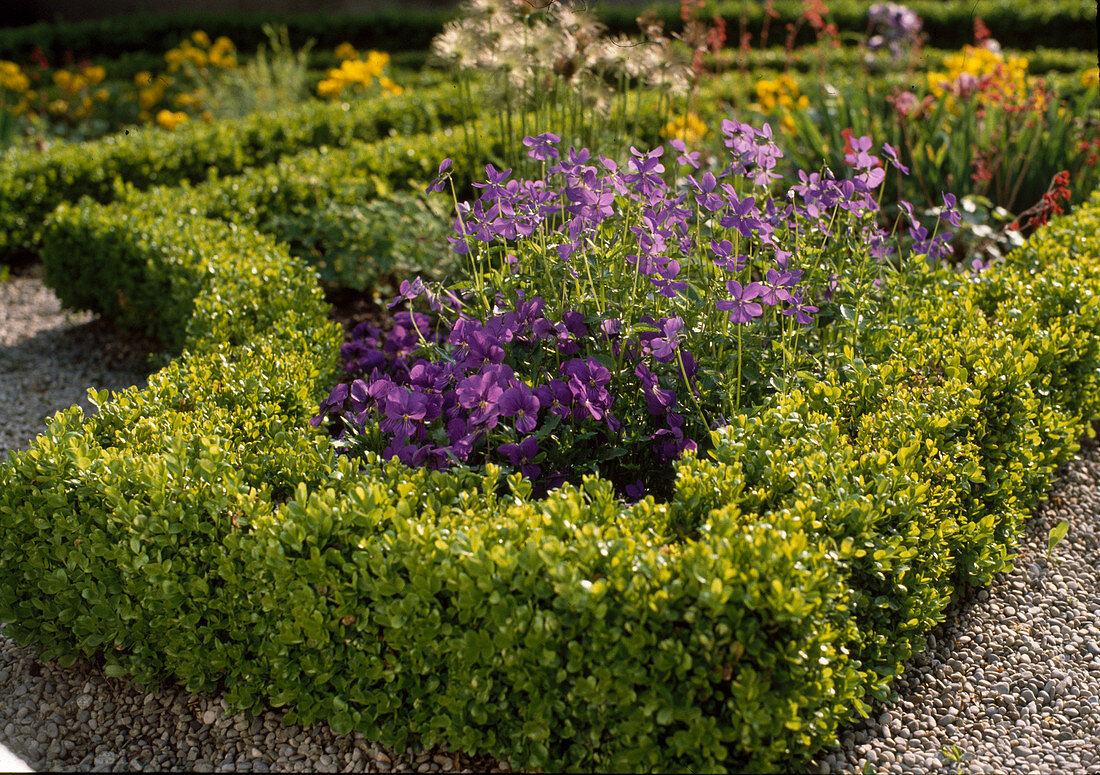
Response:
[2,272,1099,773]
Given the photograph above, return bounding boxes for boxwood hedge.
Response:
[0,82,475,264]
[2,174,1100,771]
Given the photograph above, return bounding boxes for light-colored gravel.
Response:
[2,272,1099,773]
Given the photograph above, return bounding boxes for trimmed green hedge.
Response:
[0,83,475,264]
[3,167,1100,772]
[108,100,675,291]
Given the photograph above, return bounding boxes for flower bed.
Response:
[3,132,1100,769]
[2,3,1099,772]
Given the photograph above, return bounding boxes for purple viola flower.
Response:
[472,163,513,203]
[650,317,684,362]
[856,166,886,192]
[599,318,622,340]
[757,268,800,306]
[387,276,426,309]
[462,330,506,370]
[710,239,746,273]
[680,349,698,379]
[367,376,398,402]
[940,192,963,227]
[781,290,819,325]
[651,424,691,461]
[882,142,909,174]
[568,374,608,422]
[716,280,764,324]
[719,194,761,239]
[349,379,370,412]
[523,132,562,161]
[455,370,506,428]
[425,158,452,194]
[549,146,593,177]
[497,435,541,479]
[690,171,725,212]
[380,388,429,438]
[624,480,646,502]
[635,362,676,416]
[499,385,541,433]
[624,145,667,199]
[669,138,701,169]
[560,357,611,393]
[845,134,879,171]
[534,379,573,419]
[561,310,588,338]
[310,381,349,426]
[383,441,430,467]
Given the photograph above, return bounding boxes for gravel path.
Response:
[1,272,1099,773]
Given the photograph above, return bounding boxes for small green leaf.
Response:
[1047,520,1069,555]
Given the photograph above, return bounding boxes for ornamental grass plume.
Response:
[430,0,690,171]
[314,118,965,503]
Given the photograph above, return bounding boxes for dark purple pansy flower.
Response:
[499,385,541,433]
[719,194,760,238]
[669,138,701,169]
[383,441,431,467]
[380,388,429,438]
[635,362,676,416]
[534,379,573,419]
[497,435,541,479]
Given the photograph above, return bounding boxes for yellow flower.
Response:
[209,37,236,68]
[317,77,344,98]
[164,49,185,73]
[83,65,106,85]
[138,84,164,110]
[661,111,708,144]
[174,92,200,109]
[191,30,211,48]
[53,69,76,93]
[47,98,68,115]
[94,88,109,101]
[155,109,188,130]
[134,70,153,87]
[0,61,29,92]
[929,44,1031,111]
[334,42,358,61]
[364,50,390,76]
[1083,68,1099,88]
[184,45,208,69]
[379,76,403,96]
